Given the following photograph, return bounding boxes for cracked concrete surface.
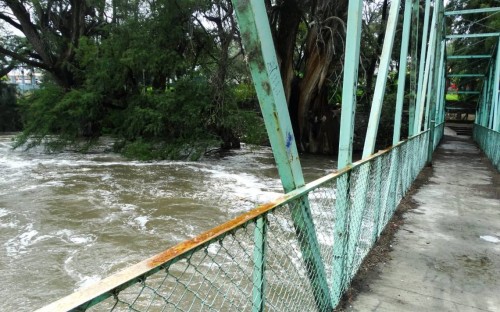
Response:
[347,129,500,312]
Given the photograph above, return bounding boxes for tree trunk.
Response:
[363,0,389,111]
[270,0,347,155]
[299,1,346,154]
[274,0,302,103]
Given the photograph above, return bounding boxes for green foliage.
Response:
[14,83,103,150]
[115,77,215,141]
[230,83,266,144]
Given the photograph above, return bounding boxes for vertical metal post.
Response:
[252,216,266,312]
[363,0,402,157]
[333,0,364,306]
[394,0,413,145]
[413,0,432,134]
[231,1,332,310]
[372,157,383,243]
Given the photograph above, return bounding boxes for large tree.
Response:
[4,0,265,157]
[0,0,110,89]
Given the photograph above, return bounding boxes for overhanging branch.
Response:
[0,46,49,70]
[0,12,22,32]
[0,63,16,77]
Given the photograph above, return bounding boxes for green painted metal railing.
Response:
[37,130,435,312]
[473,125,500,171]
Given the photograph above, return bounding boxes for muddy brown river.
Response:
[0,134,336,311]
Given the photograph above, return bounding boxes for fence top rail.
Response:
[35,130,430,312]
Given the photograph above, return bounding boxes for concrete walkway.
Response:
[348,129,500,312]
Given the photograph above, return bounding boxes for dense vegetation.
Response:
[1,0,493,159]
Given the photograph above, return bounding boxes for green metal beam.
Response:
[492,44,500,131]
[393,0,413,145]
[408,0,420,136]
[444,7,500,16]
[438,43,447,125]
[414,0,432,134]
[363,0,402,157]
[232,1,303,190]
[446,33,500,39]
[231,1,332,311]
[481,66,493,126]
[428,1,445,164]
[424,0,444,133]
[447,55,491,59]
[424,22,439,131]
[337,0,364,169]
[414,0,436,135]
[488,65,495,128]
[438,68,447,124]
[447,74,485,78]
[475,84,483,125]
[479,79,488,126]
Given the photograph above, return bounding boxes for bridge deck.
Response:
[348,128,500,312]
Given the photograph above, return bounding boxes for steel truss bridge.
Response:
[36,1,499,311]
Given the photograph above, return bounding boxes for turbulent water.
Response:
[0,134,336,311]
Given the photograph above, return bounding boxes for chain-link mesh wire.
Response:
[473,124,500,171]
[44,131,431,312]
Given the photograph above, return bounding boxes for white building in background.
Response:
[6,68,42,93]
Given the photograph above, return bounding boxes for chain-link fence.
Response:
[37,130,433,312]
[473,124,500,171]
